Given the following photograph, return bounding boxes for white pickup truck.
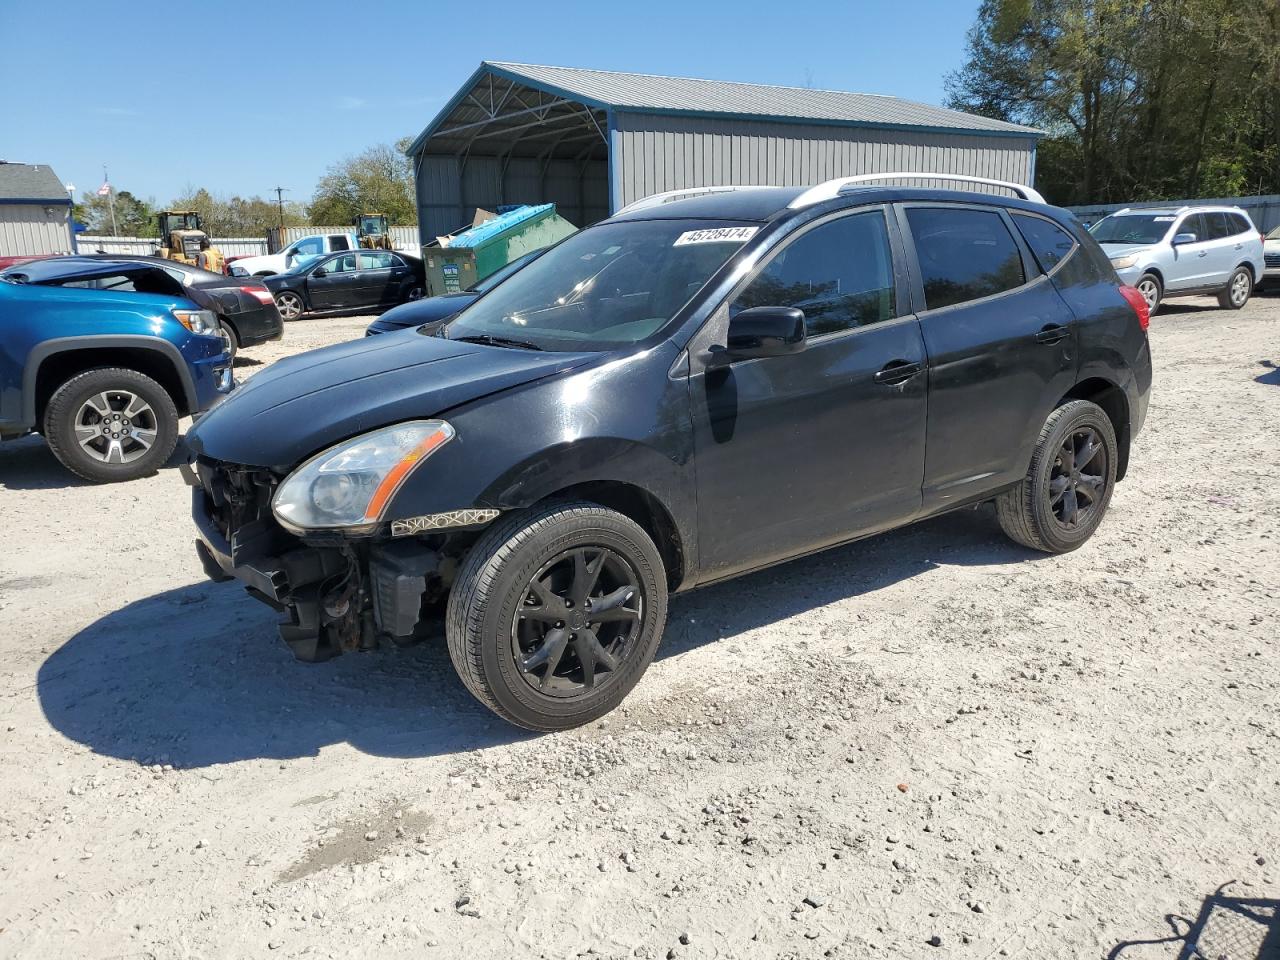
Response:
[229,233,358,277]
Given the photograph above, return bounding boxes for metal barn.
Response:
[0,162,74,258]
[407,62,1042,243]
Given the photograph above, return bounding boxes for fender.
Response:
[22,335,198,427]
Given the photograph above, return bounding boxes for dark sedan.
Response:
[263,250,426,320]
[10,255,282,357]
[365,249,545,336]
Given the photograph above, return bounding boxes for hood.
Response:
[186,329,594,468]
[1099,243,1155,261]
[367,293,476,332]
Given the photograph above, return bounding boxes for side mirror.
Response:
[718,306,806,362]
[1173,232,1197,245]
[311,267,327,278]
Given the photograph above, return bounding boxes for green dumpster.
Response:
[423,204,577,296]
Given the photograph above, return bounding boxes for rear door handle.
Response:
[1034,324,1070,344]
[874,360,922,385]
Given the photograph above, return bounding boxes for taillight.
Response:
[241,286,275,305]
[1118,285,1149,331]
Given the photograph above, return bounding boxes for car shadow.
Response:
[1257,360,1280,386]
[37,506,1039,767]
[1107,883,1279,959]
[0,434,189,491]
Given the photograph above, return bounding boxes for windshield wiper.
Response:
[452,334,543,351]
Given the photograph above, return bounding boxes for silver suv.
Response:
[1089,206,1264,314]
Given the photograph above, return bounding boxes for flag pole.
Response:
[104,165,117,237]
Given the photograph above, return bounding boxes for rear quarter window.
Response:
[905,207,1026,311]
[1012,213,1077,273]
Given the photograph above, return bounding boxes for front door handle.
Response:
[1034,324,1070,344]
[874,360,922,385]
[1198,251,1208,258]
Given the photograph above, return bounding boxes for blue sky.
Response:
[0,0,980,208]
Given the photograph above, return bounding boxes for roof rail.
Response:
[788,172,1046,208]
[615,185,771,216]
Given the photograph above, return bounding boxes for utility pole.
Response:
[273,186,289,228]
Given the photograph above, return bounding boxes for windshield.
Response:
[468,250,543,294]
[1089,214,1176,245]
[442,219,757,351]
[1267,225,1280,240]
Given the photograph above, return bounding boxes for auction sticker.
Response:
[673,226,758,246]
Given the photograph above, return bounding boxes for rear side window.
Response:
[906,207,1026,310]
[733,210,897,336]
[330,235,351,251]
[1012,213,1077,272]
[1204,212,1233,241]
[1230,213,1253,235]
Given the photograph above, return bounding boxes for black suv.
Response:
[186,177,1152,732]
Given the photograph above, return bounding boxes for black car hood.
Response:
[186,330,594,468]
[368,292,477,332]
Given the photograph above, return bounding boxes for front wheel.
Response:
[275,290,304,321]
[995,400,1118,554]
[1218,267,1252,310]
[1135,273,1162,315]
[445,501,668,731]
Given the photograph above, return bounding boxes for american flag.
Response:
[96,181,111,197]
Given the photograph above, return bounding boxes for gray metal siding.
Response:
[416,155,606,245]
[0,206,74,257]
[611,113,1036,209]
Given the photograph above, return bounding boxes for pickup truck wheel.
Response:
[275,290,304,320]
[1217,267,1252,309]
[445,501,668,732]
[995,399,1117,554]
[43,367,179,483]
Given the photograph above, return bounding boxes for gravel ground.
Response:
[1,294,1277,959]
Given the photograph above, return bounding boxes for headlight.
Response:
[1109,254,1139,269]
[173,308,217,334]
[272,420,455,533]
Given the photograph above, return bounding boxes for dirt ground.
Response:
[1,292,1277,960]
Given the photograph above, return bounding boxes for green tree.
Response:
[168,187,308,237]
[308,138,416,226]
[74,189,157,236]
[946,0,1280,205]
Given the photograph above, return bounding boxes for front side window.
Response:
[444,219,756,351]
[1012,213,1076,273]
[294,237,323,256]
[732,211,897,336]
[323,254,356,274]
[906,207,1026,311]
[1176,213,1206,242]
[1090,214,1176,245]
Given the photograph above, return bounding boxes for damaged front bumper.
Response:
[184,459,450,663]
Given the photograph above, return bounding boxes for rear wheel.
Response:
[996,400,1118,554]
[445,501,668,731]
[1217,266,1252,309]
[275,290,304,321]
[43,367,179,483]
[1136,273,1162,315]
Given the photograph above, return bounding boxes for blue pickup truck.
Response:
[1,257,234,482]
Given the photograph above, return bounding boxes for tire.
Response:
[1135,273,1162,315]
[275,290,304,321]
[42,367,180,483]
[445,501,669,732]
[1217,266,1252,310]
[995,399,1118,554]
[218,320,239,360]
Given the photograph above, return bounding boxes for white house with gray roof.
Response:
[0,161,75,259]
[407,62,1042,241]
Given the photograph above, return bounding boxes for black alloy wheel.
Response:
[1048,426,1108,529]
[512,546,643,697]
